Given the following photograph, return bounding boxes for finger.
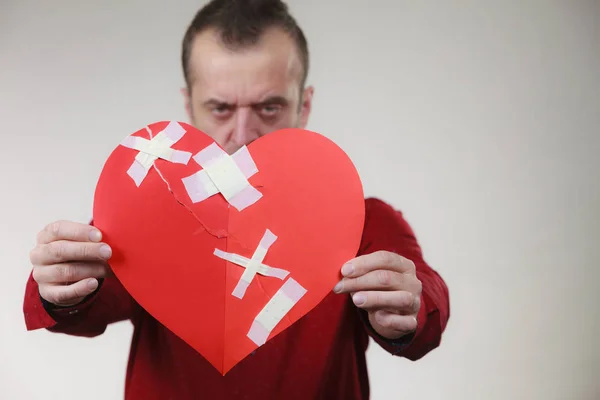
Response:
[373,310,418,335]
[334,269,404,294]
[37,220,102,245]
[342,251,415,278]
[352,290,419,314]
[30,241,112,266]
[38,278,100,306]
[32,262,111,285]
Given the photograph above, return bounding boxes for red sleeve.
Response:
[356,197,450,361]
[23,271,137,337]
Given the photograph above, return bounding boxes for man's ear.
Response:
[299,86,314,129]
[181,87,193,123]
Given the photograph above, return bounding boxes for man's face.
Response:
[182,27,313,154]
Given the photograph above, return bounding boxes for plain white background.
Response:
[1,1,599,399]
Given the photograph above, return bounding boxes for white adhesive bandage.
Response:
[213,229,284,299]
[120,121,192,186]
[247,278,307,346]
[181,143,262,211]
[213,249,289,280]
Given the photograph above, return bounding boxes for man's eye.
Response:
[260,104,281,116]
[212,105,231,116]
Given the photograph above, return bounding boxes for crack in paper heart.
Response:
[152,163,229,239]
[145,125,237,242]
[146,123,311,349]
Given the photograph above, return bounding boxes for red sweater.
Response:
[23,198,450,400]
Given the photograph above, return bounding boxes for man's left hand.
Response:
[333,251,422,340]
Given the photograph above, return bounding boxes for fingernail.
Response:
[333,280,343,293]
[99,245,112,259]
[352,293,366,306]
[87,279,98,291]
[89,229,102,242]
[341,262,354,276]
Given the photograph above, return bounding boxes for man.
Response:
[24,1,450,399]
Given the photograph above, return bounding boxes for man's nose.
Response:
[232,107,260,147]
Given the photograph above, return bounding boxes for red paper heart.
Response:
[93,121,365,374]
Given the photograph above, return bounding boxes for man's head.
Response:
[181,0,313,154]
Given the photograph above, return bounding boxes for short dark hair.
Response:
[181,0,309,90]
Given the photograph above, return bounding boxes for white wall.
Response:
[1,1,599,399]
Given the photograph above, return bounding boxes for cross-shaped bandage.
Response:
[120,121,192,186]
[213,229,289,299]
[182,143,262,211]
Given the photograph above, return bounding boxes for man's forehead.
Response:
[187,27,303,98]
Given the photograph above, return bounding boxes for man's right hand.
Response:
[30,220,113,307]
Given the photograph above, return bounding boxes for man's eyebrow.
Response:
[202,99,230,108]
[257,96,288,106]
[202,96,289,108]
